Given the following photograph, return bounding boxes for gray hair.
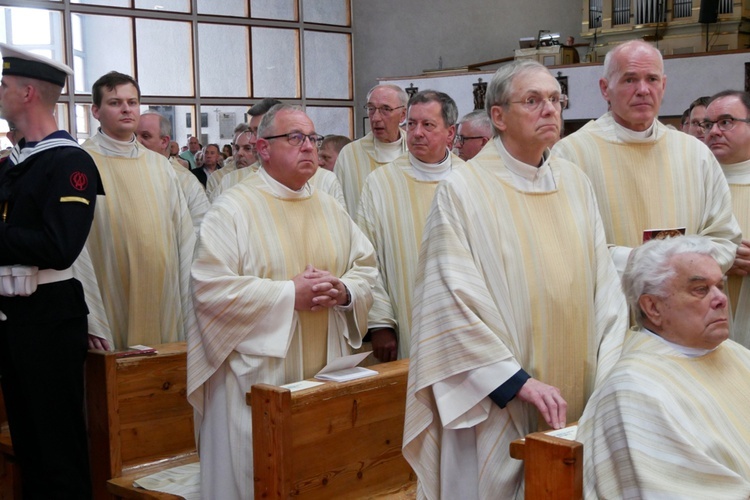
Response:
[485,60,559,137]
[141,110,171,139]
[366,84,408,107]
[623,235,718,327]
[257,103,305,141]
[602,40,663,82]
[408,90,458,127]
[458,110,492,135]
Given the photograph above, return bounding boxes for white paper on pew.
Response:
[314,351,378,382]
[545,425,578,441]
[281,380,324,392]
[134,462,201,500]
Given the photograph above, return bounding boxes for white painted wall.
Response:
[352,1,583,135]
[378,51,750,122]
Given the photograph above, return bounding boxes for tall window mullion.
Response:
[613,0,631,25]
[673,0,692,18]
[590,0,603,28]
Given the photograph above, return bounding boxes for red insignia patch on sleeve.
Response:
[70,171,88,191]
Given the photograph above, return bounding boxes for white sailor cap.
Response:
[0,43,73,87]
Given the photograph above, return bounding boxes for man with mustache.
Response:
[553,40,740,275]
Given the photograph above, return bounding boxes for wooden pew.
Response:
[510,428,583,500]
[85,342,197,500]
[250,359,416,499]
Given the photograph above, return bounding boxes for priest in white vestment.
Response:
[357,90,464,361]
[82,71,197,350]
[189,104,381,500]
[334,84,408,214]
[704,90,750,348]
[552,40,740,275]
[577,235,750,499]
[136,110,209,236]
[403,60,628,500]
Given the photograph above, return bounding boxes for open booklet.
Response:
[313,351,378,382]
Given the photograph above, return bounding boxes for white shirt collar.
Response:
[721,158,750,184]
[643,328,717,357]
[409,149,452,181]
[613,119,657,143]
[258,166,312,199]
[493,137,555,191]
[95,128,139,158]
[373,134,405,163]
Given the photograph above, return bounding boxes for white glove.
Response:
[0,266,13,297]
[12,265,38,297]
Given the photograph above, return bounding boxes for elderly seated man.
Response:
[577,235,750,499]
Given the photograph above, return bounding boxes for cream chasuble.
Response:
[577,328,750,499]
[205,157,236,199]
[170,157,209,235]
[82,133,198,349]
[334,131,408,214]
[403,142,626,500]
[209,162,259,202]
[552,112,740,272]
[209,163,345,209]
[357,152,463,359]
[722,159,750,348]
[189,169,379,499]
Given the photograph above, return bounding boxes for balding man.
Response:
[403,60,626,499]
[180,135,200,170]
[207,98,280,201]
[210,99,346,207]
[334,84,408,214]
[0,43,101,498]
[453,109,492,161]
[205,122,249,199]
[189,104,382,499]
[357,90,462,361]
[577,235,750,498]
[703,90,750,348]
[136,111,209,235]
[553,40,740,274]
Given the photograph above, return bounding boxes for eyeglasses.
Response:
[699,117,750,133]
[364,105,405,117]
[507,94,569,112]
[454,135,487,146]
[262,132,324,148]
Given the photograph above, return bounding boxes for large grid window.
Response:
[0,0,354,148]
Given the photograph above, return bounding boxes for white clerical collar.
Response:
[643,328,717,357]
[493,136,555,191]
[373,134,404,163]
[258,166,312,199]
[95,128,139,158]
[721,158,750,184]
[613,119,656,143]
[409,149,452,181]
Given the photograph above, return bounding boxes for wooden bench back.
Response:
[86,343,196,500]
[250,359,415,499]
[510,429,583,499]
